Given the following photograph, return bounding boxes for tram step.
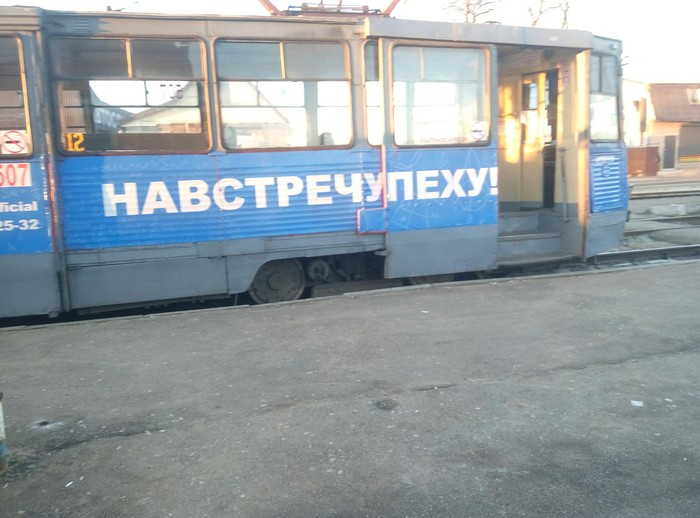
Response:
[496,231,562,259]
[498,211,541,234]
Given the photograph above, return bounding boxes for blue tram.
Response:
[0,6,627,317]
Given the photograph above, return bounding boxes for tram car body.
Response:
[0,7,627,317]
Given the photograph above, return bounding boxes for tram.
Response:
[0,5,627,317]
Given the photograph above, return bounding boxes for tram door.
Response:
[520,70,558,209]
[370,39,498,278]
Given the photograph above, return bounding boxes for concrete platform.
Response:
[1,262,700,517]
[629,163,700,194]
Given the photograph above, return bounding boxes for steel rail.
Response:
[592,243,700,263]
[630,189,700,199]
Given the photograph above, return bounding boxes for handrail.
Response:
[560,147,571,221]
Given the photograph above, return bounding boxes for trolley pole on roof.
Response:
[381,0,403,16]
[257,0,404,16]
[0,392,7,476]
[258,0,283,15]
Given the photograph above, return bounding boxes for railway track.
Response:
[5,183,700,328]
[3,244,699,329]
[630,189,700,200]
[624,215,700,235]
[592,244,700,265]
[624,178,700,243]
[481,244,700,282]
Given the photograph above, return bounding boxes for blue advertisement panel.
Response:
[58,151,379,250]
[0,156,54,255]
[57,147,499,251]
[384,147,499,231]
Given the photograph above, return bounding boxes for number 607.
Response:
[0,163,31,187]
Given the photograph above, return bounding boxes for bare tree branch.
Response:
[528,0,557,27]
[528,0,572,28]
[559,1,571,29]
[446,0,501,23]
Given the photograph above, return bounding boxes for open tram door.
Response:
[0,8,63,318]
[584,37,628,257]
[496,42,591,265]
[362,31,499,279]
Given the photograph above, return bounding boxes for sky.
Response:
[1,0,696,83]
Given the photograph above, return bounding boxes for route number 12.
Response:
[66,133,85,152]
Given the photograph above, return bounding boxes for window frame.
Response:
[50,36,211,156]
[386,41,491,149]
[363,41,383,147]
[0,35,33,158]
[213,38,354,152]
[589,52,622,142]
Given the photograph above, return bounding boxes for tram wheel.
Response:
[407,273,455,286]
[248,259,306,304]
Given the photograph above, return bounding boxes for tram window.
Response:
[365,43,383,146]
[366,81,383,145]
[523,83,538,111]
[216,42,283,80]
[392,46,488,146]
[131,39,203,79]
[52,39,128,78]
[0,37,31,155]
[52,37,208,154]
[60,88,87,134]
[216,40,351,150]
[284,43,347,79]
[590,54,620,141]
[600,56,617,95]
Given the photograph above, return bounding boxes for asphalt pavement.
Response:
[1,261,699,517]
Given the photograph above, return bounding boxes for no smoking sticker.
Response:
[1,130,28,155]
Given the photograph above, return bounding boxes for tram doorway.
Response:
[520,69,559,209]
[495,49,581,264]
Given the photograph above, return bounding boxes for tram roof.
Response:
[0,5,614,53]
[363,16,594,50]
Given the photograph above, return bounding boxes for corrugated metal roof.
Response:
[649,83,700,122]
